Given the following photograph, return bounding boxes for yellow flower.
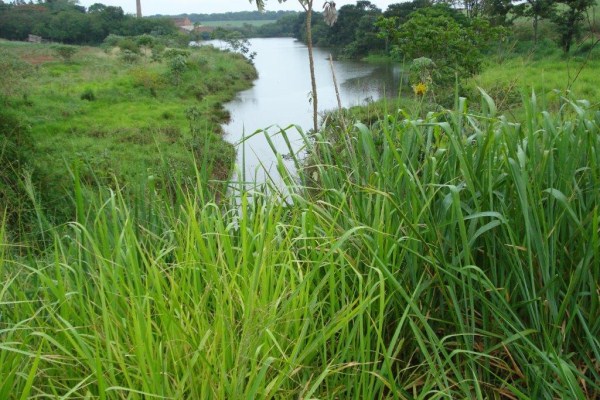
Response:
[412,82,428,96]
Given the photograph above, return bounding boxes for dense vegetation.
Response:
[1,0,599,398]
[0,0,178,44]
[222,0,598,63]
[1,91,599,398]
[164,10,298,23]
[0,39,256,239]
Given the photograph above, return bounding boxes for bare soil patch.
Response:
[21,54,55,64]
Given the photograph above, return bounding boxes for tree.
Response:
[81,4,127,42]
[87,3,106,13]
[513,0,555,43]
[45,0,85,13]
[0,4,48,41]
[552,0,595,52]
[383,0,431,23]
[42,10,89,43]
[323,1,381,53]
[379,5,502,84]
[481,0,514,26]
[251,0,335,132]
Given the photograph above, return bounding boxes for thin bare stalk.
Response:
[329,54,342,112]
[304,1,318,132]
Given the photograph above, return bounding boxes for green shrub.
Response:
[163,48,191,60]
[136,34,155,48]
[0,54,34,99]
[80,88,96,101]
[52,45,78,62]
[120,49,139,64]
[167,55,188,85]
[117,38,140,54]
[151,43,166,62]
[102,34,123,47]
[381,6,504,85]
[130,68,164,91]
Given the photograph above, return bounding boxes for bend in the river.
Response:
[219,37,402,184]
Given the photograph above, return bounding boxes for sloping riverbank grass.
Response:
[1,93,598,398]
[469,41,600,115]
[0,41,256,223]
[348,40,600,124]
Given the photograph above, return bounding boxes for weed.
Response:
[80,88,95,101]
[120,49,139,64]
[51,45,78,62]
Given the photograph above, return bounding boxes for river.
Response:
[214,38,402,185]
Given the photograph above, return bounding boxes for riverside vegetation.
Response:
[1,88,599,398]
[1,1,600,399]
[0,38,256,233]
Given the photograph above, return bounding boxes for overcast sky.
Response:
[77,1,401,16]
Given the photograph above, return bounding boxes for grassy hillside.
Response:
[199,19,277,28]
[468,38,600,114]
[0,41,256,224]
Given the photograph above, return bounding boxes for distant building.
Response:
[172,17,194,33]
[28,34,42,43]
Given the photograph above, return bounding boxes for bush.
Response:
[130,68,164,91]
[80,88,96,101]
[167,55,188,85]
[163,48,191,60]
[52,45,78,62]
[120,50,139,64]
[117,38,140,54]
[103,34,123,47]
[150,44,166,62]
[136,34,155,48]
[0,54,34,99]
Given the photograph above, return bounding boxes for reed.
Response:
[1,92,598,398]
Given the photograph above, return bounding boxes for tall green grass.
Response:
[1,93,598,398]
[0,42,255,228]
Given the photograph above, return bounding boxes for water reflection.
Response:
[206,38,402,185]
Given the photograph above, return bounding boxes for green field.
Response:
[199,19,277,28]
[468,42,600,115]
[0,41,256,222]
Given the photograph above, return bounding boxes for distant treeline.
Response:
[0,0,178,44]
[216,0,598,58]
[1,0,595,57]
[156,10,299,23]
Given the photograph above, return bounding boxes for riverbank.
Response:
[337,43,600,125]
[1,90,598,398]
[0,41,256,227]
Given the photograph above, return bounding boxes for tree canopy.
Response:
[0,1,177,44]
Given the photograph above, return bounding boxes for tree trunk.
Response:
[305,1,318,132]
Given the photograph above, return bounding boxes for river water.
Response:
[215,38,402,185]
